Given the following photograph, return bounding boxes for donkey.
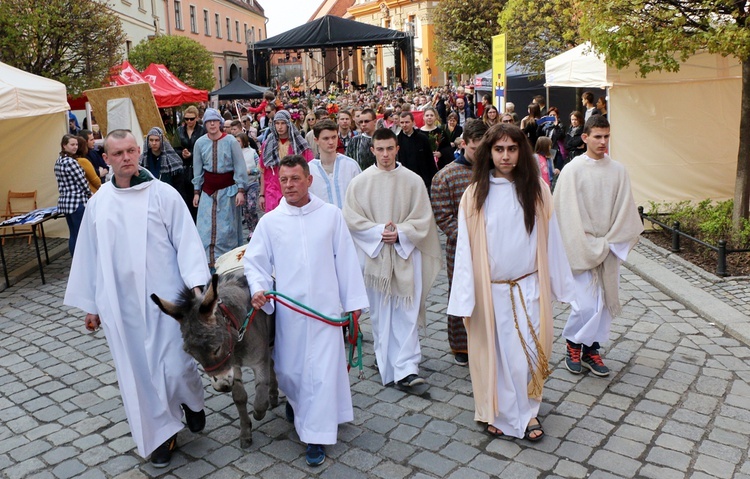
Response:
[151,271,279,449]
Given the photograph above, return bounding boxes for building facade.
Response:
[346,0,445,88]
[108,0,167,56]
[162,0,267,89]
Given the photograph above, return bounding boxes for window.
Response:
[189,6,197,33]
[174,1,183,30]
[226,18,231,41]
[235,20,240,43]
[407,14,416,35]
[215,13,221,38]
[251,26,255,43]
[126,40,133,56]
[244,23,248,43]
[203,9,210,35]
[218,66,224,87]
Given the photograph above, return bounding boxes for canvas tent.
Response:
[0,61,68,236]
[210,76,269,100]
[112,61,196,108]
[141,64,208,104]
[545,43,742,207]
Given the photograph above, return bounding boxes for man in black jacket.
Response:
[397,112,437,193]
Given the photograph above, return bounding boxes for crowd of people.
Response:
[56,81,639,469]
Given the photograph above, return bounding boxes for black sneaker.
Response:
[182,404,206,433]
[285,402,294,423]
[454,353,469,366]
[150,434,177,468]
[397,374,425,388]
[565,341,582,374]
[582,348,610,377]
[305,443,325,467]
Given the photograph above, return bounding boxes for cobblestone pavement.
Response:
[0,237,67,285]
[1,250,750,479]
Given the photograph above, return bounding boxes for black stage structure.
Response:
[248,15,414,89]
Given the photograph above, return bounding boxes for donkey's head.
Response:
[151,274,236,392]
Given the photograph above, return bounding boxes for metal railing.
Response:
[638,206,750,277]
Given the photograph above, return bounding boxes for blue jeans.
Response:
[65,203,85,256]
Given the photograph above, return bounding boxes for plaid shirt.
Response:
[54,154,91,214]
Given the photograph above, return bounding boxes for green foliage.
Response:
[433,0,506,74]
[0,0,126,96]
[129,35,215,91]
[579,1,750,75]
[498,0,583,76]
[649,199,750,248]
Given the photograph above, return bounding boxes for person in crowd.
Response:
[440,112,463,168]
[259,110,313,212]
[192,108,248,271]
[452,97,474,127]
[75,135,102,194]
[537,107,566,177]
[64,129,208,469]
[309,120,361,208]
[343,128,441,390]
[477,94,492,118]
[376,110,397,132]
[521,103,541,147]
[139,127,184,187]
[554,115,643,377]
[54,134,91,255]
[483,105,500,128]
[236,132,260,239]
[398,112,438,192]
[176,105,206,221]
[337,110,357,154]
[582,91,600,121]
[420,107,450,171]
[430,119,487,367]
[447,123,575,442]
[505,102,520,125]
[258,103,278,143]
[245,155,368,468]
[565,111,586,162]
[79,129,109,182]
[597,96,608,119]
[500,113,514,124]
[305,109,329,158]
[243,115,258,140]
[534,136,554,187]
[346,108,377,170]
[533,94,548,115]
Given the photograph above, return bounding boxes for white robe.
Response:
[243,194,368,445]
[64,177,209,457]
[562,242,630,346]
[447,177,574,438]
[308,154,362,209]
[351,225,423,385]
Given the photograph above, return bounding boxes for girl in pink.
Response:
[535,137,554,187]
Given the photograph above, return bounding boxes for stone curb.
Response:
[626,249,750,346]
[0,242,69,292]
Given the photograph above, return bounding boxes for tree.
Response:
[433,0,506,75]
[498,0,583,75]
[129,35,215,91]
[580,1,750,227]
[0,0,125,96]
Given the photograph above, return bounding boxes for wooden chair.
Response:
[2,190,37,245]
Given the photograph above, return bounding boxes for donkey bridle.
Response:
[202,299,249,374]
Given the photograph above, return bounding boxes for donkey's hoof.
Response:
[270,395,279,408]
[253,409,267,420]
[240,437,253,449]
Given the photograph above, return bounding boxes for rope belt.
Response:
[491,271,551,392]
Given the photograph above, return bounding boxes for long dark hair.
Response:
[471,124,542,235]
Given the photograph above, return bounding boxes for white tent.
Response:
[0,62,69,236]
[545,43,742,207]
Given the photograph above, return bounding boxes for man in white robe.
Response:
[64,130,209,467]
[309,119,361,208]
[447,124,575,440]
[343,128,441,389]
[554,115,643,377]
[244,155,368,467]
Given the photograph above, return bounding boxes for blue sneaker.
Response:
[305,444,325,467]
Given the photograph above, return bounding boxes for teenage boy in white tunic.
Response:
[309,119,361,208]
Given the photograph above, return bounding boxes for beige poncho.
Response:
[343,164,442,327]
[553,154,643,316]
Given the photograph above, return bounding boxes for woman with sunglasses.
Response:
[176,105,205,221]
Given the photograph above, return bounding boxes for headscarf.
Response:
[261,110,309,169]
[202,108,224,127]
[138,127,183,175]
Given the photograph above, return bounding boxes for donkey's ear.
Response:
[151,293,185,321]
[199,274,220,314]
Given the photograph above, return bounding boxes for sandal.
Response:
[486,425,509,439]
[524,418,544,442]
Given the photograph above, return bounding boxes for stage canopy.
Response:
[253,15,408,50]
[210,76,269,100]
